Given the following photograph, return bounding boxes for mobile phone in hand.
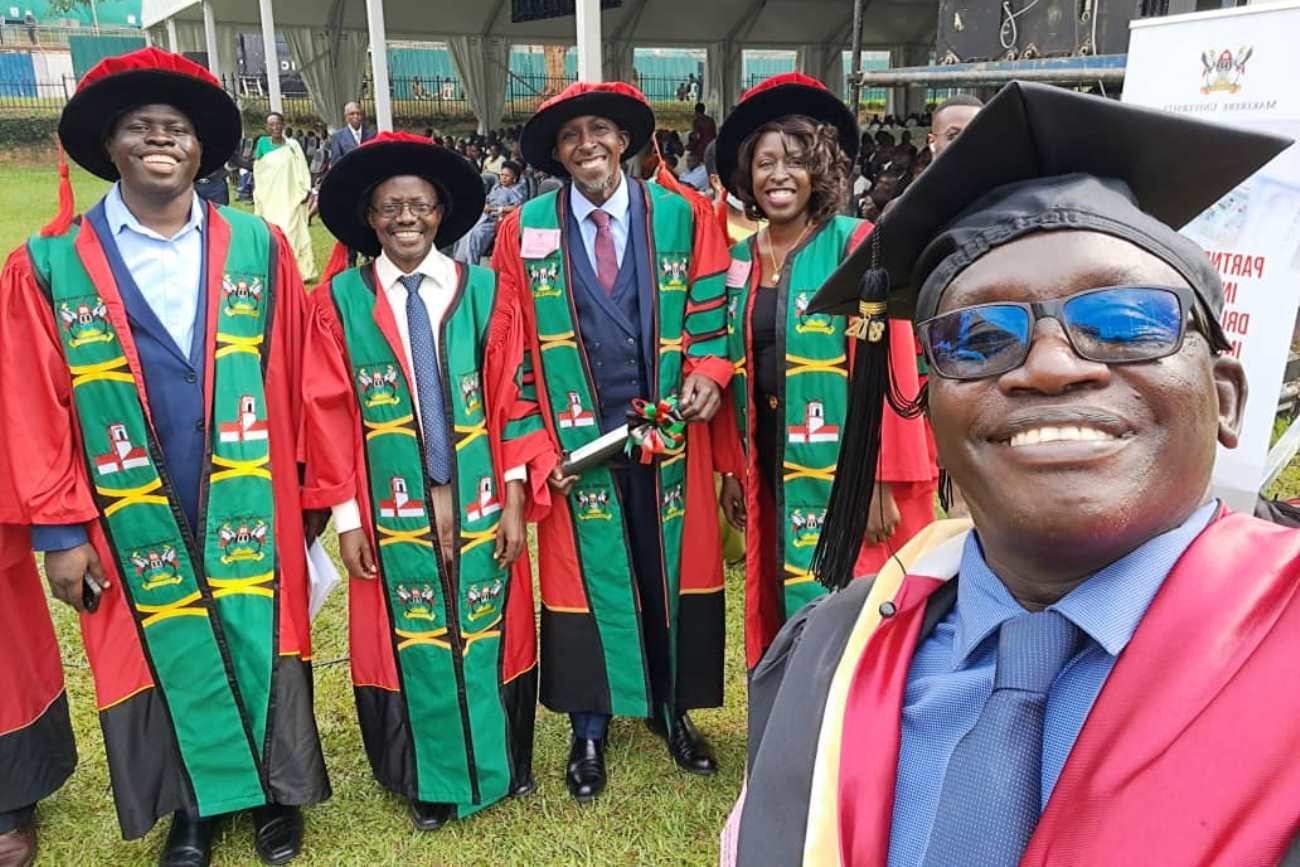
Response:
[82,575,103,613]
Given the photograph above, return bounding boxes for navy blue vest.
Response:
[567,178,656,433]
[86,201,209,534]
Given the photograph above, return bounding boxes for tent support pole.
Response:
[576,0,602,82]
[202,0,221,78]
[365,0,394,131]
[258,0,282,114]
[848,0,864,120]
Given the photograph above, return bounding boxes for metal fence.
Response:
[0,68,907,123]
[0,22,139,49]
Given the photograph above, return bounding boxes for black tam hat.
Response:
[805,80,1292,590]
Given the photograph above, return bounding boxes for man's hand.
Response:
[339,528,378,579]
[865,482,901,546]
[720,474,746,531]
[679,373,722,422]
[302,509,330,547]
[44,543,108,613]
[548,465,580,497]
[495,480,527,568]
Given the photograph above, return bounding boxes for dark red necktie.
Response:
[588,209,618,294]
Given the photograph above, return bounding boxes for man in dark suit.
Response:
[327,101,374,166]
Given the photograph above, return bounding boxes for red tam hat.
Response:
[317,130,486,260]
[58,46,240,182]
[521,81,655,177]
[715,71,859,197]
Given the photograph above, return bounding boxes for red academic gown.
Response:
[299,266,542,749]
[0,212,326,838]
[491,183,734,717]
[0,524,76,817]
[737,510,1300,865]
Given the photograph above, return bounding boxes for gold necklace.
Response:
[764,222,812,280]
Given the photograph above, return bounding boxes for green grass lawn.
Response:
[0,165,748,866]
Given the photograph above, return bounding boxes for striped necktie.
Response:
[399,273,451,485]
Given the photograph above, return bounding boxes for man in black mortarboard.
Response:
[726,81,1300,867]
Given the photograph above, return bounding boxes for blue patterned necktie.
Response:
[399,273,451,485]
[920,609,1082,867]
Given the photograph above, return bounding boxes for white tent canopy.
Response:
[144,0,937,130]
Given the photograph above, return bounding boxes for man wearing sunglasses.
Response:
[727,82,1300,866]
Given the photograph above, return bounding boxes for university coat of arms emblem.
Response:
[396,583,438,622]
[661,483,685,521]
[357,365,401,408]
[218,519,270,564]
[1201,46,1252,94]
[460,372,483,417]
[59,298,115,348]
[466,578,504,621]
[132,545,182,591]
[575,487,613,521]
[528,262,561,298]
[793,292,836,336]
[790,508,826,548]
[221,274,264,317]
[658,255,689,292]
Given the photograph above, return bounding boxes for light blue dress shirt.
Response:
[102,181,205,355]
[569,170,630,275]
[886,501,1218,866]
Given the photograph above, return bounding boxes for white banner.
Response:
[1124,2,1300,512]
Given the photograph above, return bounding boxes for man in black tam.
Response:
[726,81,1300,867]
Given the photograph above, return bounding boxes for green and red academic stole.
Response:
[329,263,515,808]
[726,216,860,619]
[517,181,693,718]
[27,207,279,816]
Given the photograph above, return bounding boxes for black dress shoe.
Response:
[408,800,454,832]
[646,713,718,775]
[251,804,303,866]
[565,736,607,803]
[510,776,538,798]
[158,813,213,867]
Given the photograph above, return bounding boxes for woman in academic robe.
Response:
[712,73,936,669]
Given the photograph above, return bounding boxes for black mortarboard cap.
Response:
[806,81,1293,591]
[808,80,1293,325]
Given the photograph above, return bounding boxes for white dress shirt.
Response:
[569,170,630,275]
[103,182,205,355]
[331,246,523,533]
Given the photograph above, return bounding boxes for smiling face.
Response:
[554,114,629,202]
[366,175,442,272]
[749,129,812,225]
[928,230,1246,568]
[105,103,202,199]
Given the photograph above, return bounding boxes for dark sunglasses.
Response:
[918,285,1197,381]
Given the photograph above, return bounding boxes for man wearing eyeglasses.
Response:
[303,132,546,831]
[727,82,1300,866]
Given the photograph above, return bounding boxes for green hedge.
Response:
[0,115,62,148]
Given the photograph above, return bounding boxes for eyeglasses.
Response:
[371,201,440,218]
[917,285,1197,381]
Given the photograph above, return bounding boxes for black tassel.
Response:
[811,262,892,591]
